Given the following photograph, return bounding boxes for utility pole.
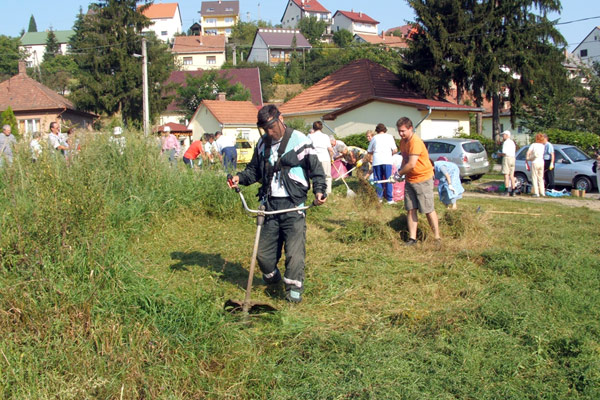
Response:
[142,37,150,137]
[232,44,237,66]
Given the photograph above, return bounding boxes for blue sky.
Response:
[2,0,600,51]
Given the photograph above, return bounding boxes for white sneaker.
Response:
[387,200,396,205]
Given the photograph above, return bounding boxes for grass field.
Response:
[1,134,599,399]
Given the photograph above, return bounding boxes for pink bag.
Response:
[331,160,347,179]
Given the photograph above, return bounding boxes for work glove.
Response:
[356,159,363,168]
[393,172,405,182]
[448,185,456,193]
[549,163,554,170]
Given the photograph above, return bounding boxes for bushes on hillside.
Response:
[543,129,600,154]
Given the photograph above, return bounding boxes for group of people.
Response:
[498,130,557,197]
[229,105,448,304]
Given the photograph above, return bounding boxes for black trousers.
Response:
[544,159,554,190]
[256,197,306,293]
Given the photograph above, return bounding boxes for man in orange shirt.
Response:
[395,117,440,245]
[183,139,205,169]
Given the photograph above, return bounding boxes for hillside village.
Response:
[0,0,599,152]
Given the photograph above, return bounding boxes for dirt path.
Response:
[462,191,600,211]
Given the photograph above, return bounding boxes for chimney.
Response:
[217,92,226,101]
[18,61,27,75]
[359,12,362,18]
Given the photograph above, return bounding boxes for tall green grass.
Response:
[1,133,599,398]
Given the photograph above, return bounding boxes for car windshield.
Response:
[237,141,252,149]
[425,142,455,154]
[462,141,485,154]
[563,147,590,162]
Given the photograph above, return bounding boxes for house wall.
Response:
[160,112,186,127]
[573,27,600,65]
[248,35,269,64]
[21,43,69,68]
[15,110,94,137]
[281,2,302,28]
[176,52,226,70]
[143,11,182,42]
[332,15,377,35]
[482,116,531,145]
[188,106,221,141]
[201,15,239,36]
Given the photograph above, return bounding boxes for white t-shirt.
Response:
[502,138,516,157]
[367,133,397,166]
[309,130,332,163]
[269,140,289,197]
[48,133,62,150]
[215,135,236,152]
[528,143,545,165]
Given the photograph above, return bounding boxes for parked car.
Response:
[514,144,597,192]
[424,138,489,180]
[236,139,254,164]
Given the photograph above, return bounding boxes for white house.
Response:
[172,35,226,70]
[332,10,379,36]
[247,29,312,65]
[138,2,182,42]
[281,0,332,34]
[19,30,74,68]
[572,26,600,65]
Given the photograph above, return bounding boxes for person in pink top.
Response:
[161,126,180,164]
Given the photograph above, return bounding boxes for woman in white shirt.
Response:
[367,123,398,204]
[526,133,546,197]
[309,121,334,194]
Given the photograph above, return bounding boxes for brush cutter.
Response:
[332,162,356,197]
[371,172,405,185]
[224,175,320,315]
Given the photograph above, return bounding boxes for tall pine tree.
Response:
[43,29,60,62]
[28,15,37,33]
[69,1,175,125]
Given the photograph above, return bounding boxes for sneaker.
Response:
[533,194,540,198]
[509,191,515,197]
[263,268,281,285]
[387,200,396,205]
[285,289,302,303]
[405,238,417,246]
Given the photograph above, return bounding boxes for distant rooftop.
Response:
[20,30,74,46]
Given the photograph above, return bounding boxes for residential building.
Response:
[247,29,311,65]
[281,0,332,34]
[354,33,408,49]
[332,10,378,36]
[385,24,418,39]
[279,59,481,138]
[160,67,263,126]
[156,122,193,150]
[0,62,97,136]
[172,35,226,70]
[138,2,182,42]
[572,26,600,65]
[19,30,74,68]
[199,1,239,37]
[188,97,261,143]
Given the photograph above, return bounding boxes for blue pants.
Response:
[183,157,194,168]
[373,164,392,201]
[221,146,237,171]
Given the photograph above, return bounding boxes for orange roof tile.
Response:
[355,33,408,48]
[202,100,258,124]
[138,3,178,19]
[334,10,379,24]
[291,0,329,14]
[0,70,77,112]
[172,35,226,53]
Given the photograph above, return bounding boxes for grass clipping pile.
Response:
[334,176,491,244]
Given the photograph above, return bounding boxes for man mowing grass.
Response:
[229,105,327,303]
[395,117,441,245]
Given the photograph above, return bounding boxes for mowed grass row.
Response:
[1,134,599,399]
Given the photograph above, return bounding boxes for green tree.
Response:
[403,0,565,141]
[43,29,60,62]
[1,107,19,137]
[175,70,251,120]
[68,2,175,125]
[332,29,353,48]
[0,35,24,81]
[28,15,37,33]
[37,54,78,95]
[222,60,277,102]
[297,16,326,46]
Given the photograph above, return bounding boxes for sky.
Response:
[2,0,600,51]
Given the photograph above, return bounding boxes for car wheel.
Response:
[573,176,592,192]
[470,174,483,181]
[515,172,528,187]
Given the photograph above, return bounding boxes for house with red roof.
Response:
[160,68,263,127]
[171,35,226,71]
[332,10,379,36]
[279,59,482,139]
[281,0,332,34]
[385,24,419,39]
[247,29,312,65]
[354,33,408,49]
[188,96,261,143]
[138,3,182,42]
[0,62,97,136]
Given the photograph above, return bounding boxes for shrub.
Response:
[543,129,600,155]
[341,132,369,149]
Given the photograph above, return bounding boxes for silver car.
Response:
[424,138,490,180]
[514,144,597,192]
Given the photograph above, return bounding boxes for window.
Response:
[225,7,233,12]
[563,147,590,162]
[161,31,168,36]
[207,7,214,12]
[462,141,485,154]
[225,17,234,23]
[225,28,232,34]
[580,49,588,57]
[19,119,40,135]
[206,18,216,24]
[183,57,193,65]
[205,29,217,35]
[425,142,456,154]
[207,56,216,64]
[516,146,529,160]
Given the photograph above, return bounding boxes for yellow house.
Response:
[280,59,482,139]
[200,1,239,37]
[172,35,226,70]
[188,96,260,143]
